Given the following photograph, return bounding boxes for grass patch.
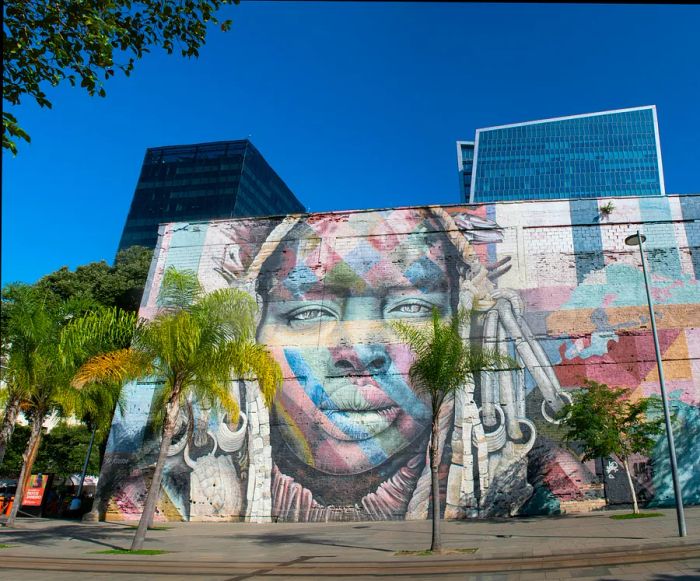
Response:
[610,512,664,520]
[126,525,172,531]
[395,547,478,557]
[93,549,168,555]
[0,544,11,549]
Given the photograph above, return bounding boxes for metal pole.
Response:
[76,426,97,499]
[636,230,687,537]
[69,425,97,512]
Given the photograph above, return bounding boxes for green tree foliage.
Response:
[3,0,236,154]
[72,267,282,550]
[392,308,515,553]
[557,380,664,514]
[108,246,155,311]
[1,289,135,526]
[34,246,153,312]
[1,424,103,479]
[0,424,29,477]
[1,249,150,488]
[0,283,65,467]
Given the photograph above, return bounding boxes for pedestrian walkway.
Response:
[1,507,699,580]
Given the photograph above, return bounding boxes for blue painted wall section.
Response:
[680,196,700,280]
[569,199,605,284]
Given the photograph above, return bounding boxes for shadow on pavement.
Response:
[221,531,397,553]
[0,523,133,551]
[604,572,700,581]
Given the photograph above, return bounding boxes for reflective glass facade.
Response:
[117,140,305,251]
[465,107,664,203]
[457,142,474,202]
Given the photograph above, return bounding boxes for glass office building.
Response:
[117,140,305,251]
[456,141,475,202]
[458,106,665,203]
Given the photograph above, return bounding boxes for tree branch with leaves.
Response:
[3,0,236,154]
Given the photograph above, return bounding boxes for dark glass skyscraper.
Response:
[458,106,665,203]
[117,140,305,251]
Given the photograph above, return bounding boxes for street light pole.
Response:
[69,424,97,513]
[625,230,686,537]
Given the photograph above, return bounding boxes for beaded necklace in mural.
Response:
[270,452,427,522]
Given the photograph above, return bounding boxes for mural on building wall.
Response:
[99,196,700,522]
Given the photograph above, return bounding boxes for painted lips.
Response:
[319,382,402,441]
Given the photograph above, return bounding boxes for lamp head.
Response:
[625,233,647,247]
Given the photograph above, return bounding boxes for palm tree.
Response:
[1,284,103,467]
[60,306,138,510]
[2,301,134,527]
[0,284,53,467]
[392,308,515,553]
[72,267,282,551]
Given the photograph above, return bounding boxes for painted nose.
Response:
[331,346,390,376]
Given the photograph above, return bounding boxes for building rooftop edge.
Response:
[156,193,699,230]
[474,105,657,134]
[144,139,253,152]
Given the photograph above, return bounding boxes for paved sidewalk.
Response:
[1,507,699,579]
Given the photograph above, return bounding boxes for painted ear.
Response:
[453,213,504,244]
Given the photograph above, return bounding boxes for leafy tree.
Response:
[0,424,29,477]
[0,276,134,463]
[2,299,135,527]
[106,246,155,311]
[72,267,282,550]
[1,424,103,479]
[34,246,153,313]
[392,308,515,553]
[34,263,110,309]
[3,1,236,154]
[37,423,104,478]
[0,284,57,467]
[1,249,150,478]
[557,380,664,514]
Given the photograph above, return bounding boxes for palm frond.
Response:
[60,306,138,366]
[192,287,258,341]
[189,376,241,426]
[391,320,431,357]
[212,341,283,409]
[157,267,203,311]
[73,348,153,389]
[398,307,518,404]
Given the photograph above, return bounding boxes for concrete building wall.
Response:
[99,194,700,522]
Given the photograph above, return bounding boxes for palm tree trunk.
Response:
[0,396,21,467]
[130,397,180,551]
[5,414,43,527]
[621,457,639,515]
[429,418,442,553]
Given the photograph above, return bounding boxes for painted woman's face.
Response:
[258,212,455,475]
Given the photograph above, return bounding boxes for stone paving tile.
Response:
[1,507,699,579]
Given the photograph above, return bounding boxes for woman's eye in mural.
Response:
[287,305,338,326]
[386,299,436,318]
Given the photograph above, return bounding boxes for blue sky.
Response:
[3,3,699,285]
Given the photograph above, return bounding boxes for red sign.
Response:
[22,474,49,507]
